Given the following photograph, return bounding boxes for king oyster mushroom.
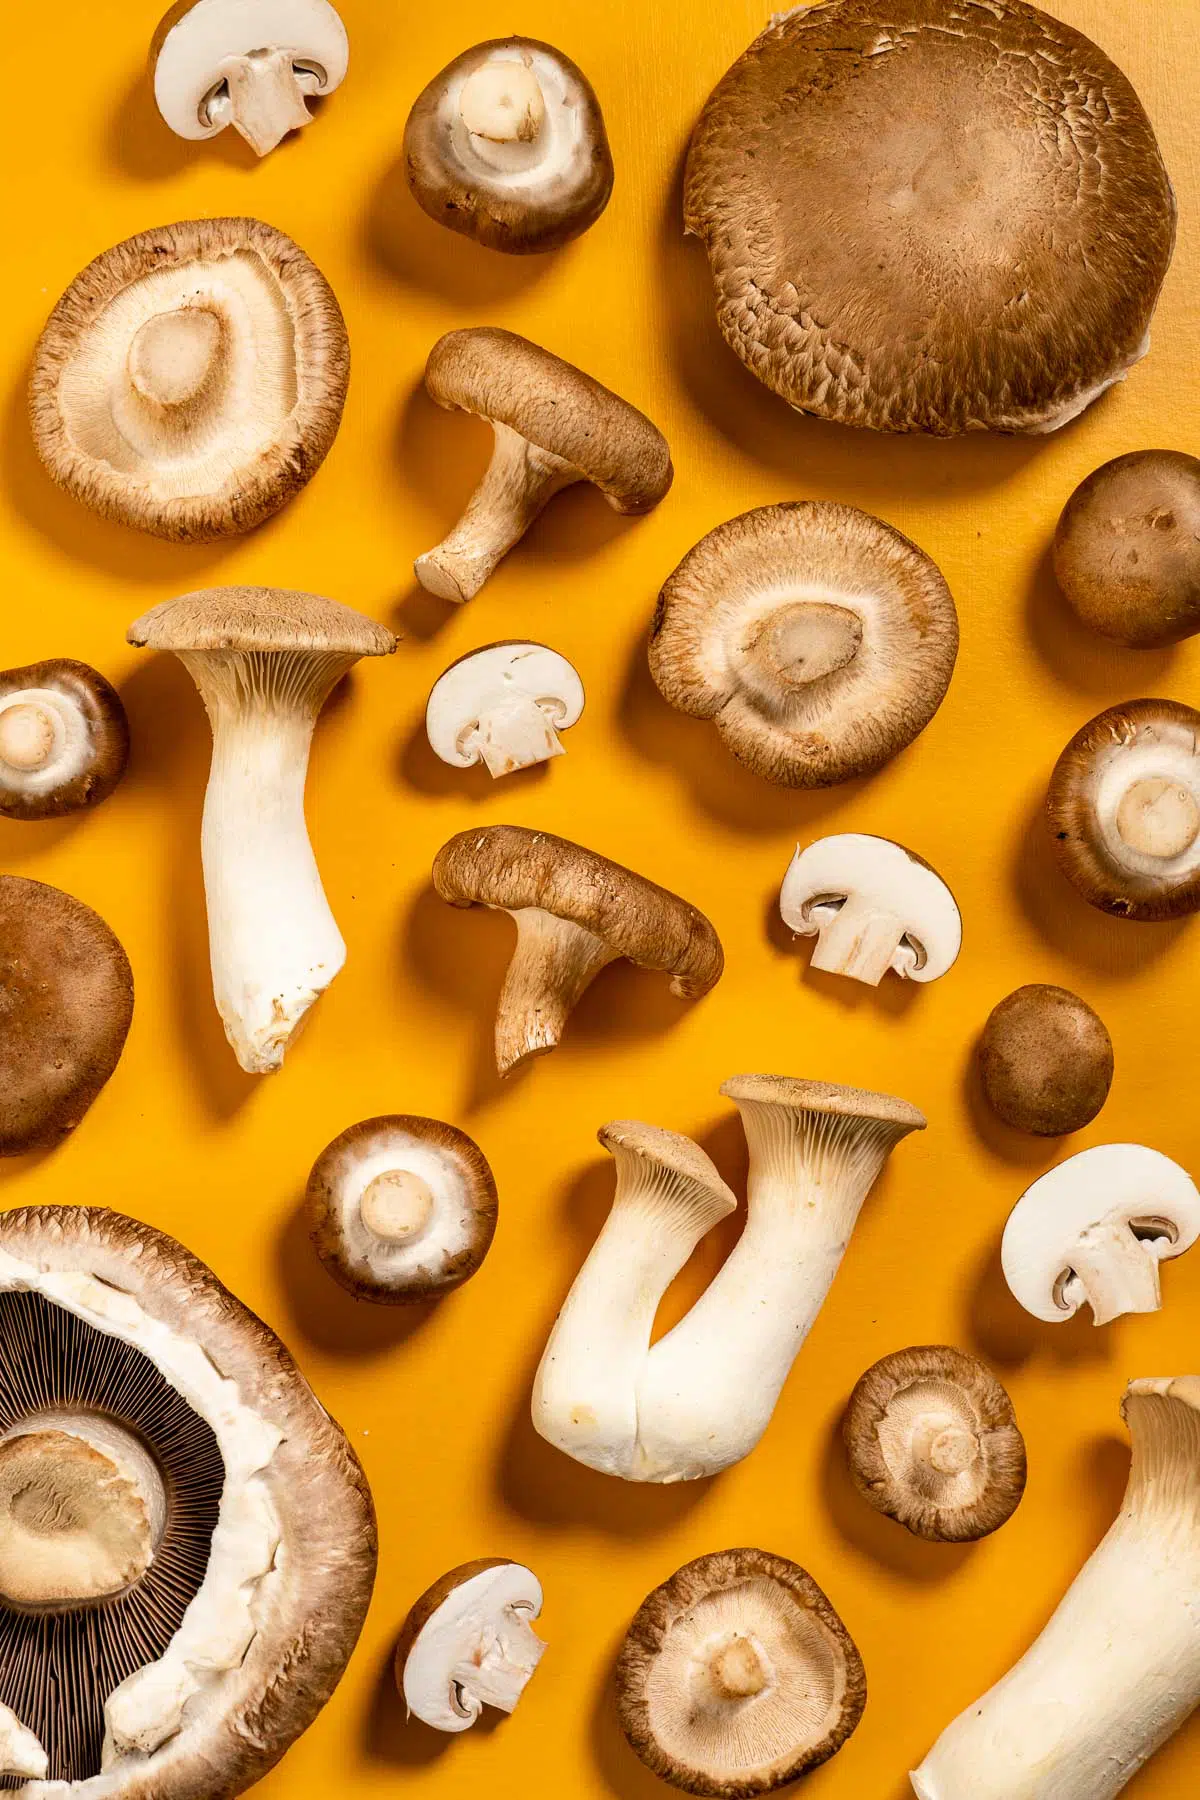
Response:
[396,1559,546,1732]
[780,835,961,987]
[425,642,584,778]
[1054,451,1200,648]
[30,219,349,543]
[977,985,1114,1137]
[0,660,128,820]
[0,1205,375,1791]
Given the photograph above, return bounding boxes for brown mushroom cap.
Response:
[843,1346,1027,1542]
[684,0,1175,435]
[0,659,129,820]
[0,876,134,1156]
[616,1548,866,1796]
[128,585,396,657]
[1054,451,1200,648]
[650,503,959,786]
[30,218,349,544]
[978,985,1114,1136]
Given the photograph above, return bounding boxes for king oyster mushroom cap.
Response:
[307,1115,498,1304]
[396,1559,546,1733]
[1054,451,1200,648]
[912,1377,1200,1800]
[0,1204,375,1794]
[649,504,959,786]
[0,660,129,820]
[30,218,349,544]
[127,587,396,1075]
[151,0,349,157]
[414,328,673,603]
[425,641,585,778]
[843,1346,1027,1543]
[404,38,614,253]
[978,984,1114,1137]
[684,0,1175,436]
[616,1548,866,1796]
[433,825,723,1077]
[1046,699,1200,921]
[780,834,961,987]
[1001,1144,1200,1329]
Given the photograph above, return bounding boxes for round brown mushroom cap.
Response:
[0,876,134,1156]
[843,1346,1027,1542]
[433,825,724,999]
[650,503,959,786]
[978,985,1114,1136]
[0,659,129,820]
[684,0,1175,435]
[30,218,349,544]
[616,1548,866,1796]
[128,586,397,657]
[1054,451,1200,648]
[424,328,673,513]
[1046,699,1200,920]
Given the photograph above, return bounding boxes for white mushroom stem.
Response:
[1062,1220,1174,1326]
[912,1378,1200,1800]
[211,48,322,157]
[0,1706,47,1783]
[494,908,620,1075]
[1115,776,1200,861]
[459,58,545,148]
[361,1170,435,1243]
[468,692,567,777]
[415,423,579,604]
[0,701,61,773]
[806,896,915,986]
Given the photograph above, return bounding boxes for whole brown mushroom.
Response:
[0,660,128,820]
[1054,451,1200,648]
[978,985,1114,1136]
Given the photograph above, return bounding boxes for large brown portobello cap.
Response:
[1054,451,1200,648]
[684,0,1175,435]
[978,984,1114,1136]
[0,660,128,820]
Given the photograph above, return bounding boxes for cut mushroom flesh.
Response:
[780,834,962,986]
[425,642,585,778]
[398,1560,546,1732]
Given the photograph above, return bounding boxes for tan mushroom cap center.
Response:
[744,602,863,695]
[459,59,546,144]
[912,1416,979,1478]
[361,1169,436,1243]
[1115,776,1200,860]
[0,702,60,772]
[708,1633,770,1700]
[877,1379,986,1501]
[127,306,224,409]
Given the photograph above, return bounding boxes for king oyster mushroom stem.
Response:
[913,1377,1200,1800]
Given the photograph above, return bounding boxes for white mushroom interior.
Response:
[425,643,585,777]
[332,1125,484,1286]
[403,1563,546,1732]
[0,687,94,797]
[1092,732,1200,876]
[780,835,962,987]
[437,47,588,188]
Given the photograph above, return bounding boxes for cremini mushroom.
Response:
[405,38,613,252]
[684,0,1175,434]
[649,504,959,786]
[151,0,349,157]
[0,660,128,820]
[780,834,961,987]
[843,1346,1026,1542]
[0,876,133,1157]
[1054,451,1200,647]
[414,328,673,602]
[426,642,584,778]
[31,218,349,543]
[978,985,1114,1136]
[396,1559,546,1732]
[307,1115,498,1303]
[616,1548,866,1795]
[1046,699,1200,920]
[128,586,396,1074]
[432,825,723,1077]
[1001,1144,1200,1328]
[533,1076,924,1482]
[912,1377,1200,1800]
[0,1204,375,1790]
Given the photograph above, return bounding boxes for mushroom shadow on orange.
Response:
[364,152,556,307]
[766,883,927,1023]
[104,52,256,179]
[398,701,554,802]
[960,1040,1067,1170]
[274,1193,441,1358]
[1024,541,1179,700]
[362,1632,453,1770]
[964,1235,1120,1373]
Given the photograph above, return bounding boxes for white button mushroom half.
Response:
[425,642,584,779]
[399,1560,546,1732]
[780,833,962,987]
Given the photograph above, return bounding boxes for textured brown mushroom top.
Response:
[129,585,397,657]
[684,0,1175,435]
[425,328,673,513]
[0,659,129,820]
[1054,451,1200,648]
[721,1072,926,1137]
[978,984,1114,1136]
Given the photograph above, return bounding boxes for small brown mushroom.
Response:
[433,825,723,1075]
[414,328,672,602]
[843,1346,1027,1542]
[0,660,128,820]
[1054,451,1200,648]
[978,985,1114,1136]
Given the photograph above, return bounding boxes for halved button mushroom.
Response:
[396,1559,546,1732]
[1001,1144,1200,1327]
[1054,451,1200,648]
[616,1549,866,1795]
[780,834,961,987]
[405,38,613,253]
[31,218,349,543]
[426,641,584,778]
[649,504,959,786]
[978,985,1114,1137]
[415,328,673,602]
[0,659,128,820]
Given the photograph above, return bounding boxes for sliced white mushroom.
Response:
[425,642,584,779]
[780,834,962,987]
[1001,1144,1200,1328]
[397,1560,546,1733]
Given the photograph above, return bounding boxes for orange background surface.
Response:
[2,1,1199,1795]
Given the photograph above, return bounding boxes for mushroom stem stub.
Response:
[495,908,619,1075]
[459,57,545,147]
[416,424,578,604]
[0,704,58,773]
[807,894,910,986]
[127,308,222,409]
[214,47,322,157]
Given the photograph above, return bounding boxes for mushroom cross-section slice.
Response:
[684,0,1176,435]
[649,504,959,787]
[843,1347,1026,1543]
[616,1549,866,1795]
[1054,452,1200,648]
[978,984,1114,1137]
[780,834,961,987]
[307,1115,498,1304]
[414,328,673,602]
[396,1559,546,1732]
[0,660,129,820]
[152,0,349,157]
[31,218,349,544]
[1001,1144,1200,1328]
[1046,699,1200,920]
[426,641,584,778]
[404,38,614,253]
[128,587,396,1074]
[433,825,723,1076]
